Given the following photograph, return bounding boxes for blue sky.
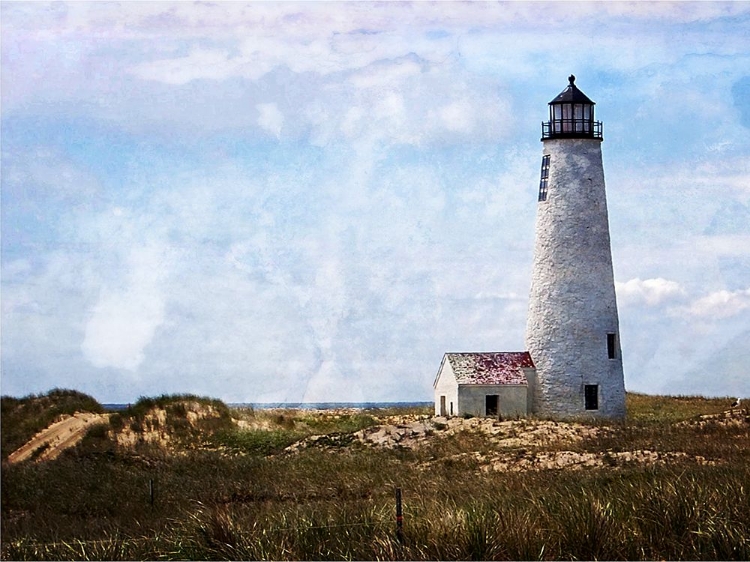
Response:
[2,2,749,403]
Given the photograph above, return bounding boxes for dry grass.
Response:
[2,390,749,560]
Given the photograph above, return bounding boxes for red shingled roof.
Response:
[446,352,534,385]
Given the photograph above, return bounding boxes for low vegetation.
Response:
[1,389,104,459]
[1,390,748,560]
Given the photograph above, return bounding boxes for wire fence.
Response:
[2,488,407,554]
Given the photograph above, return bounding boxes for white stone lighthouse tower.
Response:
[525,75,626,419]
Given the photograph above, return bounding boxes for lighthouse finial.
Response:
[569,74,576,86]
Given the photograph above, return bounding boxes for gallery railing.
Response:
[542,119,603,140]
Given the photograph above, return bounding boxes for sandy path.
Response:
[7,412,111,464]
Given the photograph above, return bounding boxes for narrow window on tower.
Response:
[607,333,617,359]
[538,155,551,201]
[585,385,599,410]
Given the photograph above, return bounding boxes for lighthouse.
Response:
[525,75,626,419]
[432,76,626,420]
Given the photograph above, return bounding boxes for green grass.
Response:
[207,408,379,455]
[626,392,733,424]
[210,428,303,455]
[298,412,379,434]
[363,404,433,417]
[2,391,749,560]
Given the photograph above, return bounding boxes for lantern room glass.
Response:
[549,102,594,134]
[541,76,603,140]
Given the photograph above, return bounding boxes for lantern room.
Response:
[542,75,602,140]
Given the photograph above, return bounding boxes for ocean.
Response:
[102,401,432,411]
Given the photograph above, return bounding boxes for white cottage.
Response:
[433,352,536,418]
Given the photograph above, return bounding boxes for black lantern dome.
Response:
[542,75,602,140]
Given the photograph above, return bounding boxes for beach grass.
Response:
[1,390,748,560]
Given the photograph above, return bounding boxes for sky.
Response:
[2,1,750,404]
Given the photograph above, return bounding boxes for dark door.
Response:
[485,395,499,416]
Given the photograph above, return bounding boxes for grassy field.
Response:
[1,390,748,560]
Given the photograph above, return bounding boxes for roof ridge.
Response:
[443,352,535,386]
[445,350,530,354]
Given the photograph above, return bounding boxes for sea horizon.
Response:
[102,401,433,411]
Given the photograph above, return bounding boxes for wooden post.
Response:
[395,487,403,543]
[149,478,155,507]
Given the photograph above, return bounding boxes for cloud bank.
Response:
[2,2,749,402]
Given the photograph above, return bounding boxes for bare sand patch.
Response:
[7,412,110,464]
[114,401,224,448]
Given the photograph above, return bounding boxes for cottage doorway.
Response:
[440,396,446,416]
[486,395,499,416]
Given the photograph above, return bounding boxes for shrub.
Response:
[274,414,295,430]
[86,423,109,440]
[109,413,124,431]
[28,443,50,462]
[168,402,188,419]
[211,429,301,456]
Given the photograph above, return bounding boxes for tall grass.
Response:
[2,392,749,560]
[1,389,104,459]
[8,462,745,560]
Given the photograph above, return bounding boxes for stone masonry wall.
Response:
[525,138,626,419]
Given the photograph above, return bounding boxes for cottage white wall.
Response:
[458,385,527,417]
[523,367,537,414]
[433,357,459,416]
[525,138,626,419]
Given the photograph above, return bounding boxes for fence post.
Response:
[149,478,155,507]
[395,487,404,543]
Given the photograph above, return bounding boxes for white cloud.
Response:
[348,57,424,90]
[301,360,365,403]
[595,2,750,23]
[696,235,750,258]
[81,244,169,371]
[438,101,474,134]
[686,287,750,320]
[3,1,750,403]
[257,103,284,139]
[340,106,365,138]
[616,278,686,306]
[129,47,250,85]
[8,2,750,42]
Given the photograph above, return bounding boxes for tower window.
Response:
[607,333,617,359]
[585,385,599,410]
[538,155,550,201]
